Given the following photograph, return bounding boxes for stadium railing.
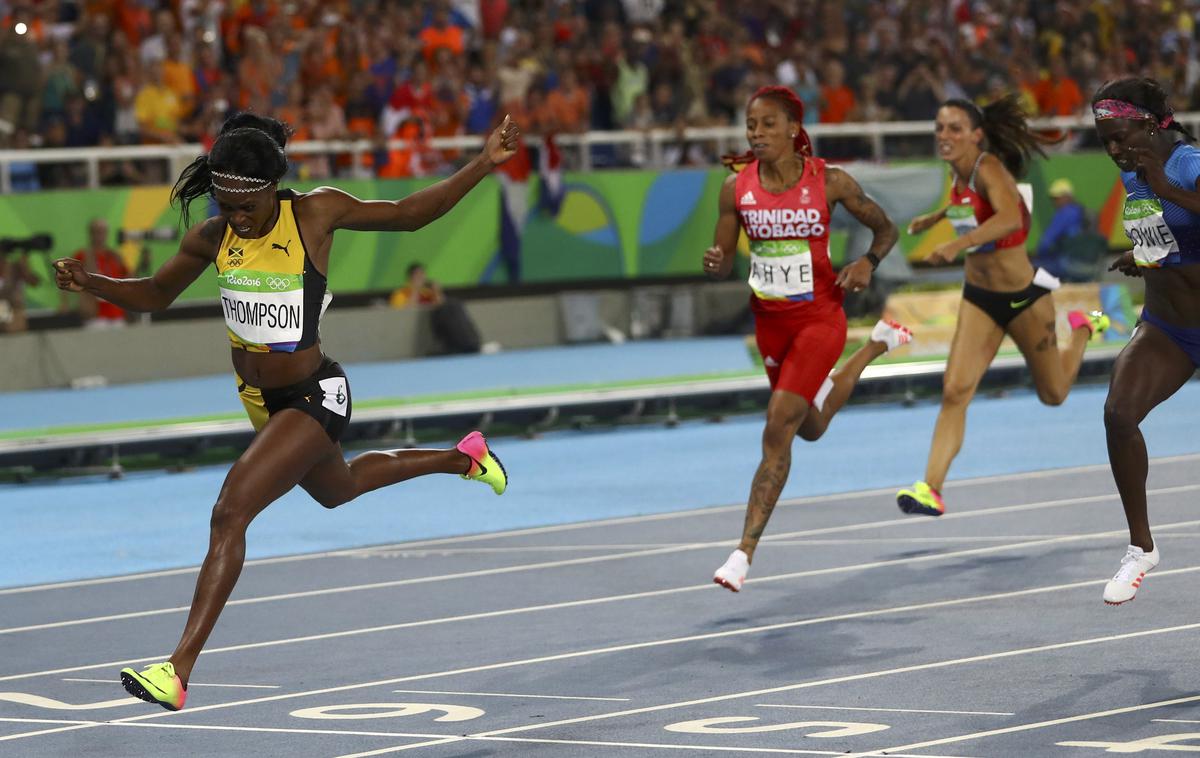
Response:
[6,114,1198,192]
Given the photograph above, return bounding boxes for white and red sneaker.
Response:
[871,319,914,352]
[713,549,750,592]
[1103,544,1159,605]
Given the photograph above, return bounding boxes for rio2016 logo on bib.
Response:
[1124,198,1179,267]
[748,239,814,301]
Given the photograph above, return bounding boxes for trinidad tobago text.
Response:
[739,208,826,238]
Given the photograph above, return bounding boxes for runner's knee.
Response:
[209,494,254,536]
[796,420,824,442]
[941,378,975,407]
[1104,398,1141,436]
[1036,384,1068,407]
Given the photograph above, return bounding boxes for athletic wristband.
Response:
[865,252,881,270]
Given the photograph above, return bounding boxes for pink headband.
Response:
[1093,98,1174,129]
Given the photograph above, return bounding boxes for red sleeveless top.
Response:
[734,157,843,316]
[945,159,1030,253]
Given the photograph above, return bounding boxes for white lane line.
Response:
[366,544,696,554]
[1152,718,1200,724]
[0,717,460,739]
[851,694,1200,757]
[8,570,1189,739]
[471,625,1200,740]
[60,677,279,689]
[337,733,986,758]
[755,704,1014,716]
[3,719,876,758]
[762,536,1061,545]
[0,722,97,741]
[5,523,1200,685]
[9,482,1199,638]
[389,689,628,702]
[8,451,1198,597]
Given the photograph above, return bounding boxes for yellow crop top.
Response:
[214,190,331,352]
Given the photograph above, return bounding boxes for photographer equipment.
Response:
[0,234,53,255]
[117,227,179,244]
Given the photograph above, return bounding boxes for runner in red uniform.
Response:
[705,85,912,591]
[897,96,1109,518]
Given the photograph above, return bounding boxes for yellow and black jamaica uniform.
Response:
[217,189,350,442]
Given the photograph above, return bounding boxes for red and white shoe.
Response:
[713,549,749,592]
[1103,544,1159,605]
[871,319,914,352]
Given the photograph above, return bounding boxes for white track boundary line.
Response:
[7,483,1199,638]
[388,689,628,701]
[60,677,279,689]
[849,694,1200,757]
[0,717,977,758]
[338,733,982,758]
[0,566,1192,745]
[754,704,1014,716]
[7,450,1198,597]
[4,520,1200,684]
[465,626,1200,741]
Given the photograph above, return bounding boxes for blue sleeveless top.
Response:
[1121,142,1200,267]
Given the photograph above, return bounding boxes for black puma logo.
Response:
[271,240,292,255]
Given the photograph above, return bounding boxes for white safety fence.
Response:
[3,114,1199,192]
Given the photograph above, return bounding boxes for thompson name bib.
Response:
[218,270,305,349]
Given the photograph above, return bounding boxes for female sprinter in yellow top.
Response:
[54,112,519,710]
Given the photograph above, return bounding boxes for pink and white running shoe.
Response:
[871,319,914,352]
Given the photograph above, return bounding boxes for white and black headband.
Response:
[210,169,274,194]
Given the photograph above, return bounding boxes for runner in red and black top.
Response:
[705,85,912,592]
[897,96,1109,518]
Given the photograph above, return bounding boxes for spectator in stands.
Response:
[134,60,182,144]
[1032,178,1089,280]
[162,34,197,120]
[420,3,466,66]
[547,67,591,134]
[0,247,39,334]
[41,38,78,124]
[389,262,444,309]
[64,219,129,328]
[0,14,43,146]
[613,40,650,126]
[7,128,41,191]
[63,93,106,147]
[464,61,499,135]
[9,0,1200,181]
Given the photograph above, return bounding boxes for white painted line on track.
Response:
[60,677,279,689]
[850,694,1200,757]
[754,704,1014,716]
[0,722,96,742]
[468,626,1200,741]
[389,689,628,701]
[3,716,994,758]
[7,451,1198,596]
[4,523,1200,684]
[0,568,1191,747]
[338,733,985,758]
[1152,718,1200,724]
[8,483,1199,638]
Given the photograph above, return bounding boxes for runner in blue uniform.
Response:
[1092,77,1200,604]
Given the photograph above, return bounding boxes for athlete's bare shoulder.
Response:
[181,216,227,261]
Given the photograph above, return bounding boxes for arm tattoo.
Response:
[835,171,899,258]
